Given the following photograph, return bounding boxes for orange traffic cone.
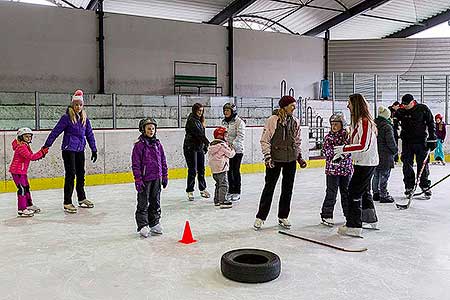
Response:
[179,221,197,244]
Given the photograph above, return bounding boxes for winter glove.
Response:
[297,155,307,168]
[40,147,49,157]
[135,180,145,193]
[91,151,97,163]
[162,177,168,189]
[332,145,345,162]
[203,145,208,154]
[264,157,275,169]
[426,140,437,151]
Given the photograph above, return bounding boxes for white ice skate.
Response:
[187,192,194,201]
[139,226,150,238]
[321,218,334,227]
[150,224,163,235]
[27,205,41,214]
[278,218,291,230]
[253,218,264,230]
[337,225,362,238]
[18,208,34,217]
[200,190,211,198]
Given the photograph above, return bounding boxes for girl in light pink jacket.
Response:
[9,128,48,217]
[208,127,235,209]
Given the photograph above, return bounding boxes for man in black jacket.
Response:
[396,94,436,198]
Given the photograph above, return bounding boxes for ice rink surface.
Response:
[1,165,449,300]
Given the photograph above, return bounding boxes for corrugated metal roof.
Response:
[103,0,234,22]
[330,0,450,39]
[15,0,450,39]
[240,0,364,34]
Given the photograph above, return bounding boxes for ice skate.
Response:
[200,190,211,198]
[150,223,163,235]
[321,217,334,227]
[422,188,432,200]
[139,226,150,238]
[337,225,362,238]
[18,208,34,217]
[27,205,41,213]
[64,204,77,214]
[231,194,240,202]
[253,218,264,230]
[379,195,394,203]
[78,199,94,208]
[220,201,232,209]
[278,218,291,229]
[187,192,194,201]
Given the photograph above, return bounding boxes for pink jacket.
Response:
[208,140,236,174]
[9,139,45,175]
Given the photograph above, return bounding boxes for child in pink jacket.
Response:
[208,127,235,209]
[9,128,48,217]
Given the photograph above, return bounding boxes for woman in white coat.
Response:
[222,103,245,201]
[333,93,379,237]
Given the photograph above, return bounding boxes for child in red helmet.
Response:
[208,127,235,209]
[434,114,446,165]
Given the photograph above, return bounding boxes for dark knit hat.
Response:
[401,94,414,105]
[279,95,296,108]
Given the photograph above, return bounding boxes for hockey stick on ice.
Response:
[395,150,431,210]
[413,172,450,196]
[278,231,368,252]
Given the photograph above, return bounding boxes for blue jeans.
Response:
[372,168,392,198]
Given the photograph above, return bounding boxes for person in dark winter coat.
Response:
[434,114,446,165]
[372,106,398,203]
[183,103,210,201]
[132,118,168,238]
[43,90,97,214]
[320,112,353,226]
[389,101,401,163]
[396,94,436,198]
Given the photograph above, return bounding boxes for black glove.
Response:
[91,151,98,163]
[426,140,437,151]
[203,145,208,154]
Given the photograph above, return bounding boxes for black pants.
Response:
[321,175,350,219]
[135,179,161,231]
[394,137,399,162]
[228,153,243,194]
[346,165,377,228]
[183,148,206,193]
[401,142,431,190]
[256,161,296,220]
[62,150,86,205]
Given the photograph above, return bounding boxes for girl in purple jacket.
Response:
[132,118,168,238]
[43,90,97,214]
[320,113,353,227]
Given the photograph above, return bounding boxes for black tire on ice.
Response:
[220,249,281,283]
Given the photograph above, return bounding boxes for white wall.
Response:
[234,29,324,98]
[104,13,229,95]
[0,2,324,97]
[0,2,97,92]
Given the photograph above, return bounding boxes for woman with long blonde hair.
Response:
[333,93,379,237]
[43,90,97,214]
